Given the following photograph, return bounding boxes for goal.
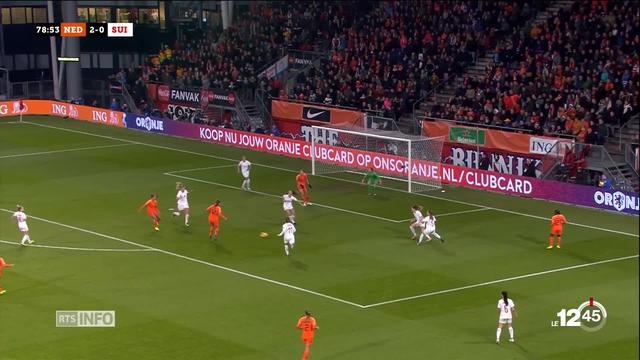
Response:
[310,125,445,193]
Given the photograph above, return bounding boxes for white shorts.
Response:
[18,223,28,232]
[411,220,421,227]
[423,226,435,234]
[498,318,512,324]
[283,204,293,211]
[177,202,189,211]
[241,172,250,179]
[284,237,295,245]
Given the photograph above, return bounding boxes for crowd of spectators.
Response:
[427,0,640,144]
[140,2,358,96]
[285,1,547,120]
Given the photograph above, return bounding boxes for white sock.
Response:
[496,328,502,341]
[433,232,442,239]
[410,226,416,236]
[508,327,514,339]
[418,233,424,244]
[242,179,248,189]
[173,211,180,216]
[185,214,189,225]
[246,178,251,189]
[289,215,295,223]
[284,244,289,256]
[21,235,28,244]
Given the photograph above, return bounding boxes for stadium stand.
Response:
[287,1,548,122]
[424,0,639,143]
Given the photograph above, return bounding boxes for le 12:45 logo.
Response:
[552,297,607,332]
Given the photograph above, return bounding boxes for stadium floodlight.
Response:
[310,125,444,193]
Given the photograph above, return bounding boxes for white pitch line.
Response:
[394,208,491,223]
[0,143,134,159]
[362,254,639,308]
[164,172,401,223]
[0,208,365,308]
[165,164,239,174]
[0,239,155,252]
[21,121,639,237]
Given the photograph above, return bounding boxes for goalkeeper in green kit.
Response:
[361,167,382,195]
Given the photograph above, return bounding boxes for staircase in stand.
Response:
[403,0,575,128]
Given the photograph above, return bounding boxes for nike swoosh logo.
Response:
[306,110,326,119]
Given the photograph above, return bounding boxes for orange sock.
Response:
[548,235,554,246]
[214,225,219,236]
[557,236,561,246]
[209,226,214,237]
[302,349,309,360]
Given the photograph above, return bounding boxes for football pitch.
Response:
[0,116,638,359]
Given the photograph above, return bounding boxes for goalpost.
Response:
[310,125,445,193]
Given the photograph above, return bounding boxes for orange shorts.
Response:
[209,218,219,225]
[297,184,307,192]
[302,336,314,345]
[550,227,563,235]
[147,210,159,217]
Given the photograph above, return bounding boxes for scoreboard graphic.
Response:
[34,23,133,37]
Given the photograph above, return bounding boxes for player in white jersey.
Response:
[417,210,444,245]
[409,205,424,240]
[172,182,190,226]
[12,205,33,245]
[238,156,252,191]
[283,190,298,224]
[496,291,517,343]
[278,219,297,256]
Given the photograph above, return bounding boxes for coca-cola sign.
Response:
[157,85,170,102]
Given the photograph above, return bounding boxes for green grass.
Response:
[0,116,638,359]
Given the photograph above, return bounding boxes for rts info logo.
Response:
[551,297,607,332]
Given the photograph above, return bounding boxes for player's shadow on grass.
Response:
[213,242,232,255]
[429,242,456,257]
[288,258,308,271]
[517,235,596,263]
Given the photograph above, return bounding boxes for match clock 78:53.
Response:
[34,25,60,35]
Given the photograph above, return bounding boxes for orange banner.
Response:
[422,120,573,155]
[0,100,126,127]
[271,99,364,127]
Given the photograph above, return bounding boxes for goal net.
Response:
[310,125,444,193]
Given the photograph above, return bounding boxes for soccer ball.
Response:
[259,232,269,238]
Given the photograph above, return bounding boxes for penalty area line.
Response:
[362,254,640,308]
[0,239,155,252]
[164,164,239,174]
[393,207,491,223]
[0,208,365,308]
[163,172,403,223]
[0,143,135,159]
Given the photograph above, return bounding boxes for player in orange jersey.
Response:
[207,200,227,240]
[547,209,567,249]
[296,170,312,206]
[0,257,15,295]
[296,310,319,360]
[138,194,160,231]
